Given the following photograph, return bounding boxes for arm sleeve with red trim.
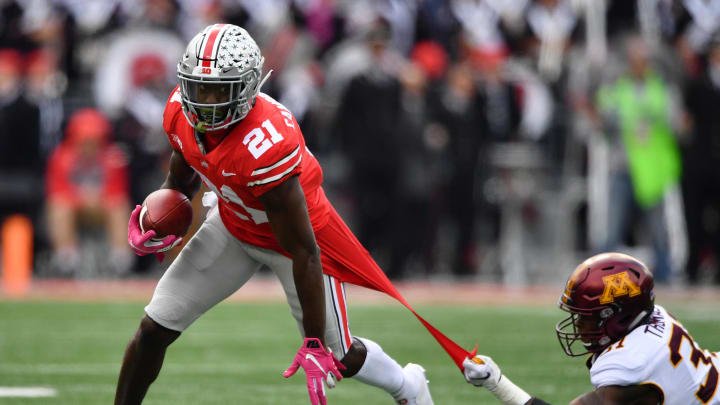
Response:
[242,112,304,197]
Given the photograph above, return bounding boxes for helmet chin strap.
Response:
[627,309,650,330]
[590,308,650,352]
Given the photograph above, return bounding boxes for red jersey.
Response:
[162,87,331,251]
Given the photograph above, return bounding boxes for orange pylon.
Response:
[1,214,33,297]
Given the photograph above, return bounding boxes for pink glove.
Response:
[127,205,182,262]
[283,338,346,405]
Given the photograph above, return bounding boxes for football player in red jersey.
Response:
[462,253,720,405]
[114,24,434,405]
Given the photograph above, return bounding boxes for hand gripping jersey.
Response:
[589,305,720,405]
[163,87,330,251]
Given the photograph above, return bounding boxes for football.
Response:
[140,189,193,238]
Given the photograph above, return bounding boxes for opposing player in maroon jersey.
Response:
[115,24,434,405]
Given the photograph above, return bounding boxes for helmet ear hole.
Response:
[599,307,614,319]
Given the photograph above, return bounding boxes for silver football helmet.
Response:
[177,24,271,131]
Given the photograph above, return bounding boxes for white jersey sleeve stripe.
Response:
[250,145,300,176]
[247,154,302,187]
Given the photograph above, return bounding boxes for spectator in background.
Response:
[262,3,317,87]
[24,47,66,157]
[448,0,518,58]
[301,0,344,58]
[426,61,483,277]
[332,17,406,275]
[92,0,184,119]
[0,48,45,253]
[415,0,460,54]
[45,108,132,276]
[675,0,720,78]
[112,52,176,274]
[388,40,449,279]
[522,0,580,179]
[682,38,720,285]
[15,0,102,90]
[262,2,324,146]
[0,1,34,51]
[594,34,683,284]
[523,0,579,83]
[472,48,522,145]
[113,53,173,206]
[88,0,184,262]
[473,46,526,274]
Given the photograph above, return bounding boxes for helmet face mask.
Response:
[555,253,655,357]
[177,24,270,132]
[556,304,615,356]
[179,75,244,126]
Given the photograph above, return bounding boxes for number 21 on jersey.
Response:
[244,119,284,159]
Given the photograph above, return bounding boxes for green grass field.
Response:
[0,299,718,404]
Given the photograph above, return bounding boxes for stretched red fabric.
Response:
[316,206,471,370]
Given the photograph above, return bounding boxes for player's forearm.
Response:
[260,177,327,343]
[487,375,533,405]
[487,383,550,405]
[161,174,201,200]
[487,381,552,405]
[292,249,326,342]
[466,355,554,405]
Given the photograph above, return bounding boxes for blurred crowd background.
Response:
[1,0,719,286]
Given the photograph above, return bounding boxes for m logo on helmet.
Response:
[599,272,642,304]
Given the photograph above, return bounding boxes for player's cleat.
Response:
[395,363,434,405]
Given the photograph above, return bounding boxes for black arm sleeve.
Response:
[529,398,553,405]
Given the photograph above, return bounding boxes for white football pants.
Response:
[144,207,353,355]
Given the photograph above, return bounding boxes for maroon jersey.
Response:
[162,87,331,252]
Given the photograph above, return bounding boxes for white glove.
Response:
[463,355,502,389]
[463,353,532,405]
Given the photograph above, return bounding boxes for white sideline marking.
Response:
[0,387,57,397]
[0,363,273,375]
